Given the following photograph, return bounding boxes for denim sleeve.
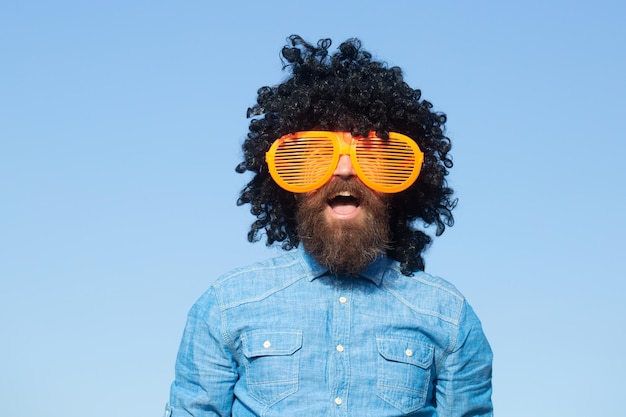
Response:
[435,301,493,417]
[166,287,237,417]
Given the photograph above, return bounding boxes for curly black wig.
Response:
[235,35,457,274]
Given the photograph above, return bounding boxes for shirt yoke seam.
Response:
[381,281,462,326]
[216,272,309,311]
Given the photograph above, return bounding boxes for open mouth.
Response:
[328,191,361,217]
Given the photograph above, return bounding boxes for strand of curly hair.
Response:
[236,35,457,274]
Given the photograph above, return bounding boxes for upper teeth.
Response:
[337,191,352,197]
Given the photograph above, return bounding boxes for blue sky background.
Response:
[2,1,625,416]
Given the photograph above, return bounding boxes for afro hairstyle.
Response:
[235,35,457,274]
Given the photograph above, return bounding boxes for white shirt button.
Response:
[336,345,344,352]
[263,340,271,349]
[405,349,413,357]
[334,397,343,405]
[339,296,347,304]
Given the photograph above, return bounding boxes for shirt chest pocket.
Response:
[241,330,303,405]
[376,336,434,414]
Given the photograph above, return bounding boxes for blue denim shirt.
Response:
[166,247,492,416]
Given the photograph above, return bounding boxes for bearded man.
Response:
[164,35,493,417]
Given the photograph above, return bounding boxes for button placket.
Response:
[330,282,351,416]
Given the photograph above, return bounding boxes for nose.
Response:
[333,154,356,179]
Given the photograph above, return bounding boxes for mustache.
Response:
[317,177,373,201]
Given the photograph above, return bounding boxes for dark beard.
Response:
[296,178,390,276]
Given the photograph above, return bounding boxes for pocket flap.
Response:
[376,336,433,369]
[242,330,303,358]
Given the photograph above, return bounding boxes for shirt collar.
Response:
[297,245,388,286]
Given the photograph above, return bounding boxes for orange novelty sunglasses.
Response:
[266,131,423,193]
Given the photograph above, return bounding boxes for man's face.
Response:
[296,153,391,276]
